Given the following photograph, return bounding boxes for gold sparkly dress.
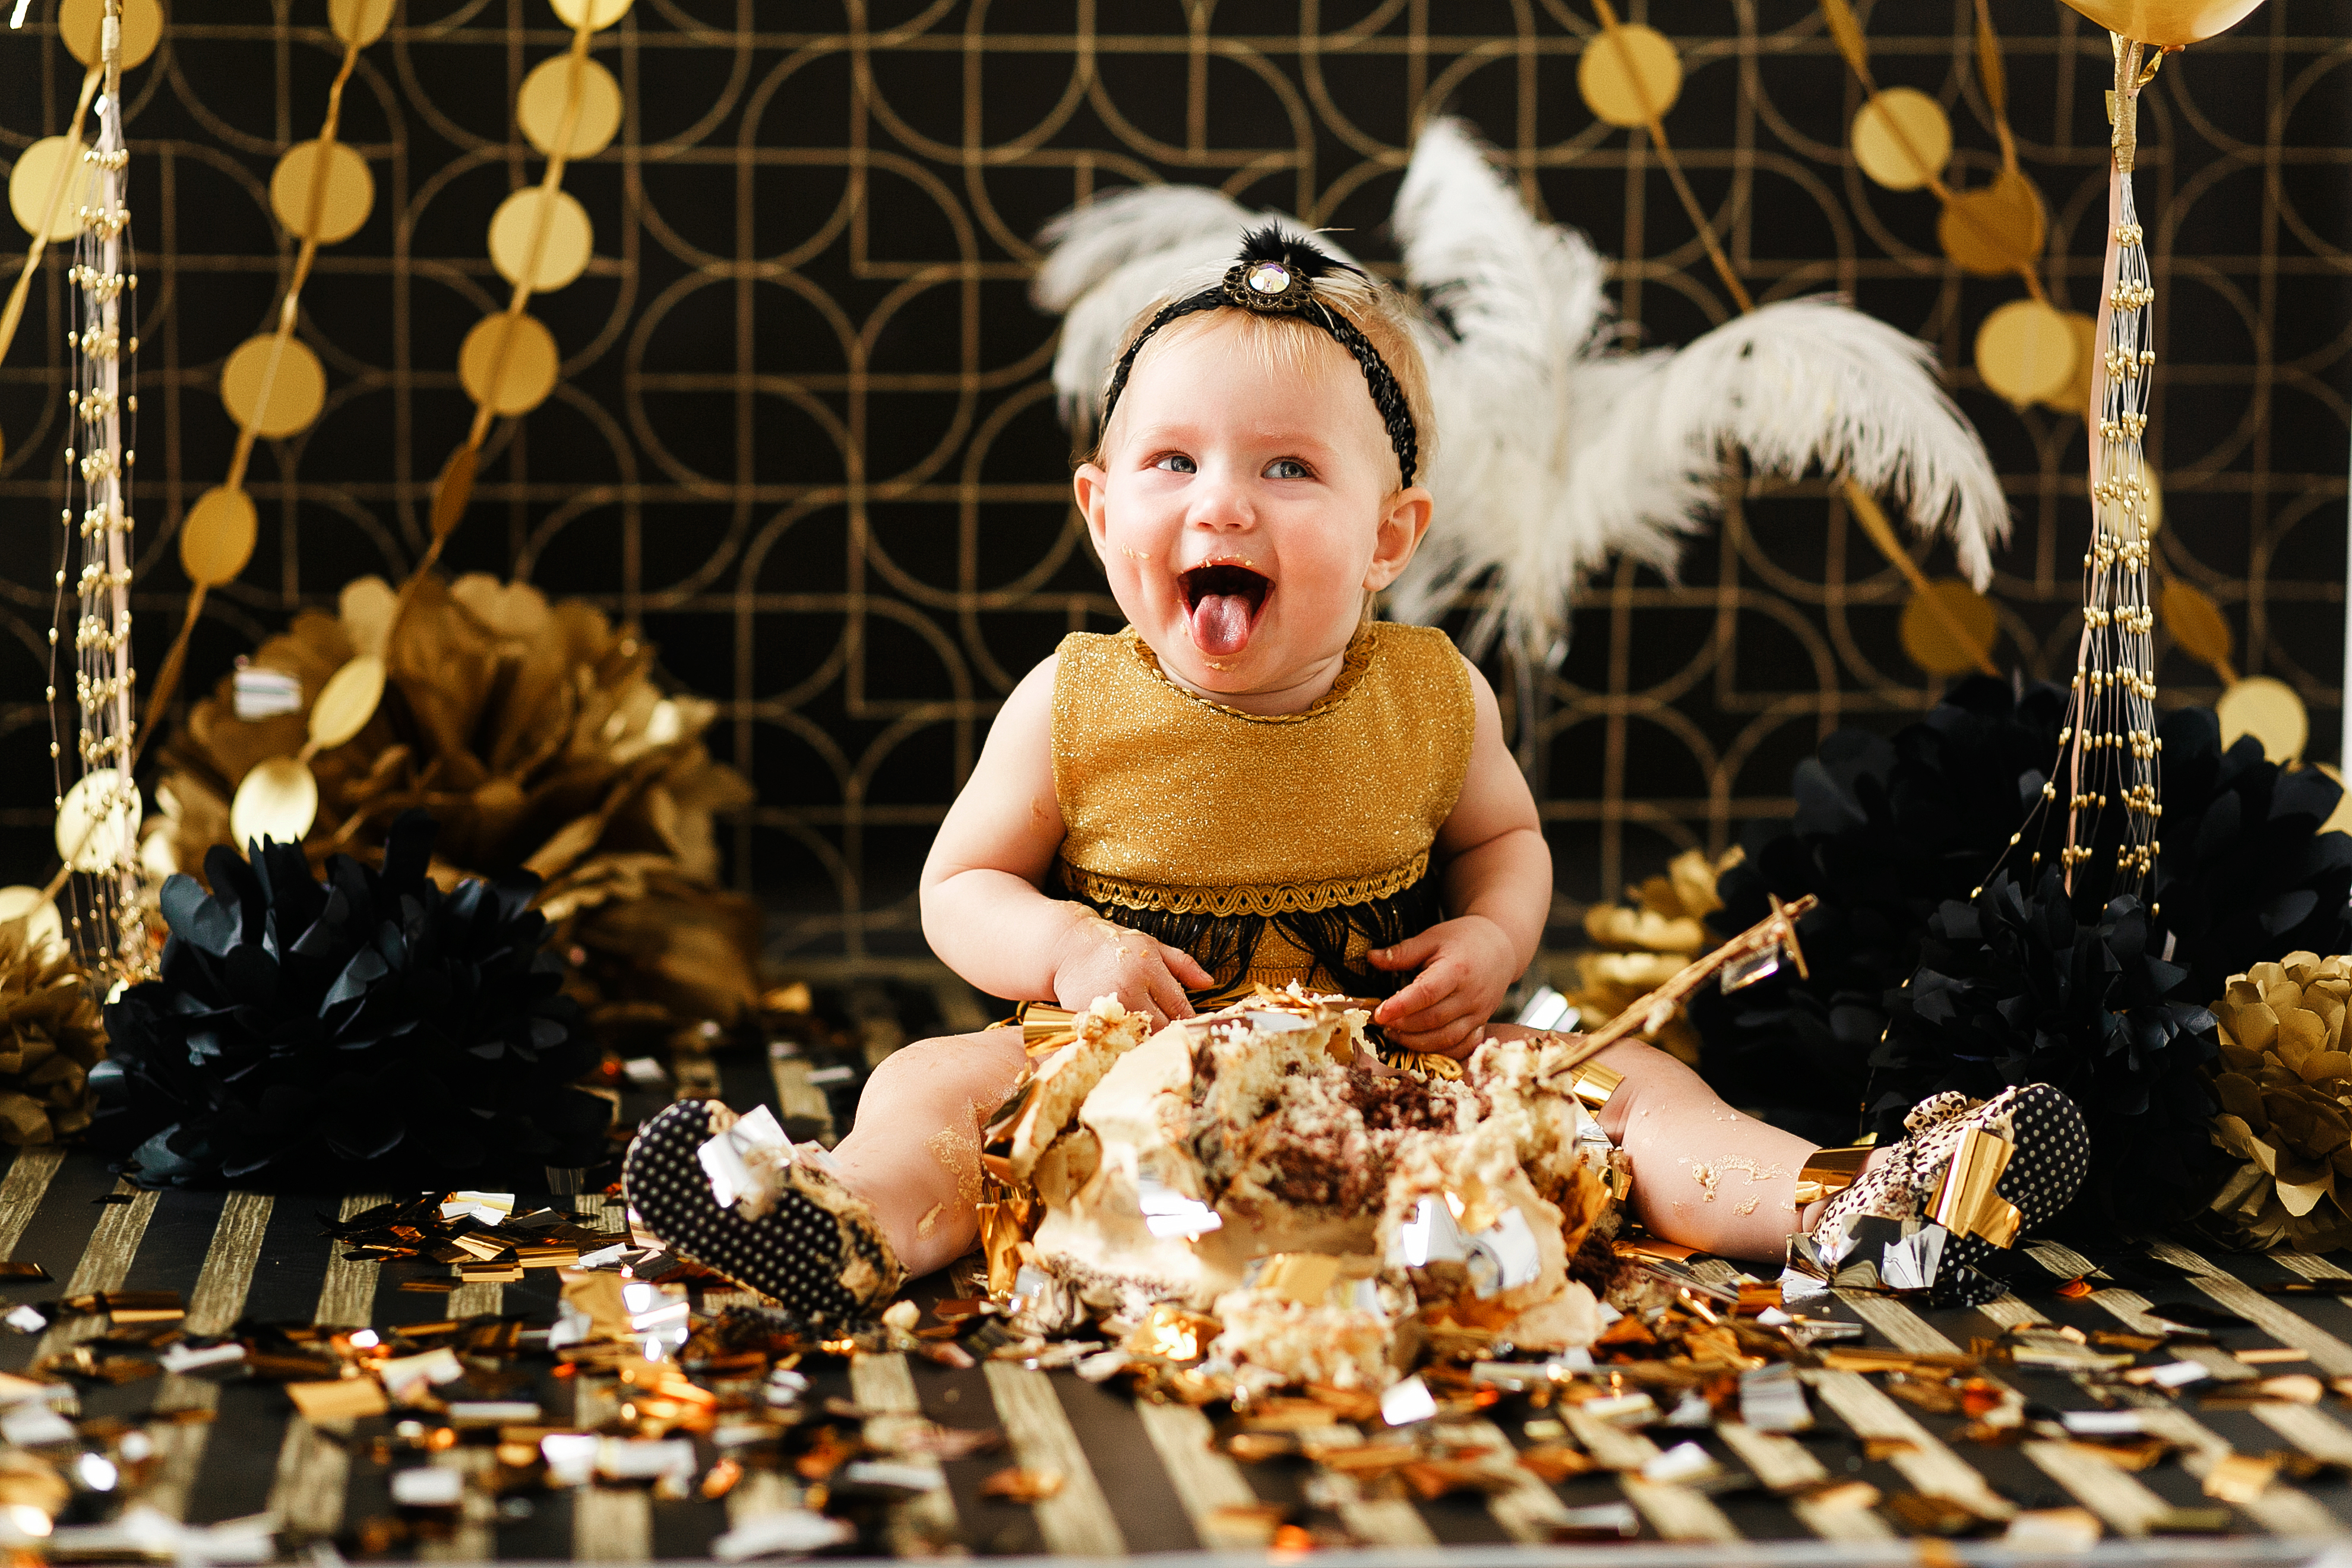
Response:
[1052,621,1475,1003]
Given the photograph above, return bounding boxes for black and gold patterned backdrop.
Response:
[1,3,2346,964]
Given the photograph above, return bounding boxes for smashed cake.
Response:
[1017,990,1618,1387]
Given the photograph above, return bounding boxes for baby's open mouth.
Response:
[1178,564,1271,656]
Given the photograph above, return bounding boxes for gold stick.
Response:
[1544,893,1817,1075]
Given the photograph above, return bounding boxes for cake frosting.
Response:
[1016,990,1616,1387]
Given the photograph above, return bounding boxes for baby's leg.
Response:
[832,1027,1029,1278]
[1528,1033,1831,1262]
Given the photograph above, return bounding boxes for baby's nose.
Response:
[1187,480,1254,531]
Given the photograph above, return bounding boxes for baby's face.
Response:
[1073,320,1428,701]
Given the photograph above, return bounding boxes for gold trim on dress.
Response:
[1057,851,1431,918]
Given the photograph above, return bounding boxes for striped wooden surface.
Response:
[8,977,2352,1557]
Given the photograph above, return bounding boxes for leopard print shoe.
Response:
[1806,1083,2088,1305]
[622,1099,903,1323]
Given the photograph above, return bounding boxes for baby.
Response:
[622,230,2085,1319]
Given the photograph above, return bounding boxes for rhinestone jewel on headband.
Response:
[1221,251,1313,314]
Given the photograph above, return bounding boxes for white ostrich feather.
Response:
[1029,122,2008,660]
[1392,117,2008,659]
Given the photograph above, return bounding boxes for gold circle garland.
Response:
[488,188,594,291]
[138,14,394,774]
[179,486,258,587]
[2216,675,2308,766]
[1578,25,1683,129]
[519,55,623,158]
[328,0,397,47]
[7,137,92,242]
[1974,297,2075,405]
[267,140,374,244]
[1850,88,1951,191]
[459,312,562,414]
[409,3,624,618]
[220,333,328,438]
[1898,579,2000,677]
[58,0,161,69]
[1822,0,2076,405]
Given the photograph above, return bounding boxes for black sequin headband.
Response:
[1098,225,1420,489]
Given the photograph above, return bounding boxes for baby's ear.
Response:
[1364,485,1434,590]
[1072,462,1112,545]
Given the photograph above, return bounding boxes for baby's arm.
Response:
[920,655,1212,1025]
[1368,656,1550,1054]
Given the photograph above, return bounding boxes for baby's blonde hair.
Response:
[1089,263,1437,489]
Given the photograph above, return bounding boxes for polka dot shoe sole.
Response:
[622,1100,901,1324]
[1810,1083,2088,1307]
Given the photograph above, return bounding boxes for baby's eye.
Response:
[1153,453,1197,474]
[1263,458,1313,480]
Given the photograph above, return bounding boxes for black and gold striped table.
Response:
[9,969,2352,1558]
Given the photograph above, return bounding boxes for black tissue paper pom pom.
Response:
[94,810,612,1188]
[1687,676,2066,1143]
[2147,705,2352,1003]
[1870,868,2226,1237]
[1691,677,2352,1151]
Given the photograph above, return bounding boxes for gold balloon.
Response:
[54,769,140,873]
[8,137,93,244]
[488,188,594,292]
[519,55,624,160]
[308,655,387,753]
[230,757,320,850]
[59,0,163,70]
[459,313,561,416]
[1578,25,1683,129]
[1850,88,1952,192]
[2217,675,2307,765]
[181,486,259,587]
[2054,0,2267,48]
[221,334,328,439]
[1899,579,1999,678]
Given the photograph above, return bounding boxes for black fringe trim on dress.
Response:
[1068,871,1443,1007]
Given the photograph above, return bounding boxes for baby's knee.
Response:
[1586,1037,1708,1142]
[856,1028,1026,1118]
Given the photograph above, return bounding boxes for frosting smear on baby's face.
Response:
[1073,319,1431,716]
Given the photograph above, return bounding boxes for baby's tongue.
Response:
[1189,592,1255,655]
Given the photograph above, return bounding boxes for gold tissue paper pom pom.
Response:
[2205,953,2352,1252]
[0,916,108,1147]
[150,574,762,1045]
[1563,846,1734,1066]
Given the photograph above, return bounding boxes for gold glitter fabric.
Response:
[1051,622,1474,920]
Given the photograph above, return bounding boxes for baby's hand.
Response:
[1048,909,1213,1029]
[1367,915,1518,1058]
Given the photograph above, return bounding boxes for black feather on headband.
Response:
[1232,223,1362,287]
